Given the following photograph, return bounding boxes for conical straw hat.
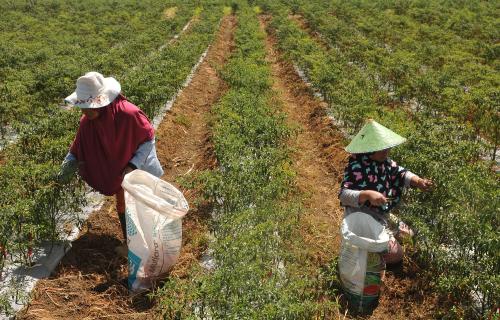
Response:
[345,119,406,153]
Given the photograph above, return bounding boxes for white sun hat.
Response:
[65,71,121,108]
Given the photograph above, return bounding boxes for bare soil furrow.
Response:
[261,15,345,268]
[155,14,236,278]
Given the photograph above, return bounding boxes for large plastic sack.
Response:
[121,170,189,292]
[339,212,390,314]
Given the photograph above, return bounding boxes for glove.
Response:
[57,157,78,184]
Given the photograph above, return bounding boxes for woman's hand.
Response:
[359,190,387,207]
[122,165,135,178]
[57,158,78,184]
[413,177,434,191]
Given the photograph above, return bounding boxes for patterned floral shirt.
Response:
[340,154,408,213]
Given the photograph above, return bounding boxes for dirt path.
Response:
[154,14,235,278]
[261,15,438,320]
[18,15,236,320]
[261,14,345,271]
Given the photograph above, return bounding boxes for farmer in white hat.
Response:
[338,119,433,266]
[58,71,164,255]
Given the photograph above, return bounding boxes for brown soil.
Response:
[18,14,235,320]
[368,257,439,320]
[155,14,235,279]
[261,16,346,266]
[261,15,440,320]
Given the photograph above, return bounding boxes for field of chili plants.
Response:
[0,0,225,315]
[1,0,498,318]
[154,3,338,318]
[254,0,499,317]
[283,0,499,160]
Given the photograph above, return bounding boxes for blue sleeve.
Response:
[64,152,77,163]
[59,152,78,181]
[129,139,154,169]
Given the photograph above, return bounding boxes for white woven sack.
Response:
[339,212,390,295]
[121,170,189,292]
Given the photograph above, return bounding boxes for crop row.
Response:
[0,1,224,274]
[155,3,337,318]
[285,0,499,161]
[0,0,200,139]
[289,0,497,66]
[255,1,499,318]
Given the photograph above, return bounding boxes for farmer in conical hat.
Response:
[339,119,433,266]
[58,71,164,256]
